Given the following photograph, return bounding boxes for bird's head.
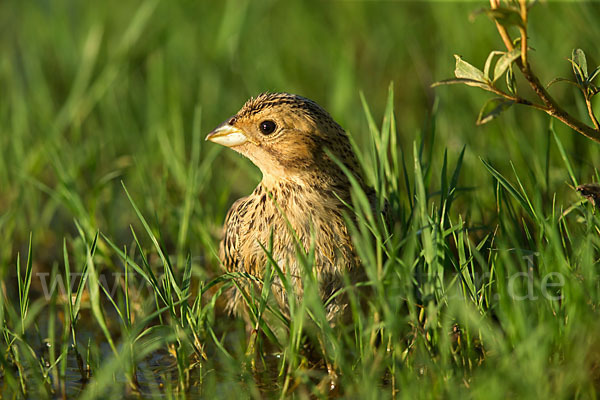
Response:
[206,93,361,187]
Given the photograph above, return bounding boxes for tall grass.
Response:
[1,0,600,398]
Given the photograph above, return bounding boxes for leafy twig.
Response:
[435,0,600,144]
[491,0,600,142]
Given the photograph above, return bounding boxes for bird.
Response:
[206,92,379,322]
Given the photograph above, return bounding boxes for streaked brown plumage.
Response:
[206,93,374,320]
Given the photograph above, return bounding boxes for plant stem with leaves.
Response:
[434,0,600,143]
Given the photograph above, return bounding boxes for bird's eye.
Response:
[259,120,277,135]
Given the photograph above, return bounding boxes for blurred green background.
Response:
[1,0,598,270]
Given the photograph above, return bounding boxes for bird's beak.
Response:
[205,123,248,147]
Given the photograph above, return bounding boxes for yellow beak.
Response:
[205,123,248,147]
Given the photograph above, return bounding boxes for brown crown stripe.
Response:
[236,93,338,129]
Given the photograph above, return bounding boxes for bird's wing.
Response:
[219,196,248,273]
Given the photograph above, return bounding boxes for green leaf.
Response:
[121,182,182,299]
[480,158,535,219]
[85,232,117,355]
[588,65,600,83]
[506,64,517,94]
[493,48,521,82]
[546,77,579,89]
[569,50,588,86]
[181,253,193,298]
[569,61,585,85]
[484,51,504,80]
[572,48,588,80]
[413,142,434,265]
[454,55,486,83]
[551,120,578,187]
[432,78,493,92]
[476,97,514,125]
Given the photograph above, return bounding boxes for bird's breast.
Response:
[237,184,356,278]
